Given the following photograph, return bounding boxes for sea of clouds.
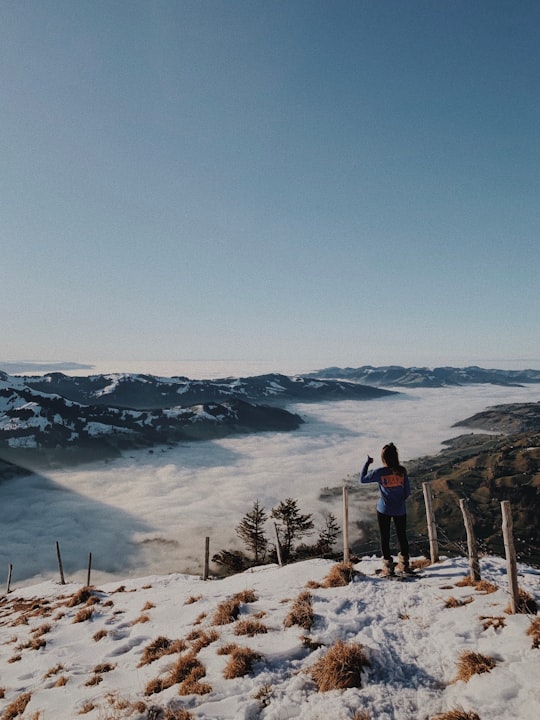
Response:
[1,360,539,588]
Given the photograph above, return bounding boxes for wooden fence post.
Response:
[273,522,283,567]
[86,553,92,587]
[459,498,481,582]
[56,541,66,585]
[422,482,439,563]
[6,563,13,595]
[342,486,350,564]
[501,501,520,614]
[203,537,210,581]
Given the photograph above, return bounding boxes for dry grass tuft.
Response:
[32,623,52,637]
[300,635,324,651]
[2,692,32,719]
[132,613,151,625]
[253,683,273,707]
[284,591,314,631]
[310,640,369,692]
[235,589,257,603]
[455,577,497,594]
[185,595,202,605]
[0,688,5,699]
[78,701,95,715]
[177,662,212,696]
[92,629,108,642]
[189,629,220,654]
[223,646,262,679]
[455,651,496,682]
[54,676,68,687]
[138,636,187,666]
[352,712,371,720]
[412,557,431,570]
[432,708,481,719]
[66,587,98,608]
[8,655,21,663]
[93,662,115,674]
[234,619,268,637]
[212,598,242,626]
[480,615,506,631]
[507,588,538,614]
[43,664,64,679]
[322,562,355,588]
[444,596,473,609]
[216,643,238,656]
[142,601,156,611]
[526,617,540,648]
[85,674,102,687]
[73,606,94,623]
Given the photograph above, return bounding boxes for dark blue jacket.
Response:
[360,461,410,516]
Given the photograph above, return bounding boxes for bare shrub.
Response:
[139,636,187,667]
[284,591,314,631]
[73,606,94,623]
[2,691,32,719]
[223,646,262,679]
[455,651,496,682]
[527,617,540,648]
[480,616,506,631]
[234,619,268,637]
[322,562,355,588]
[310,640,369,692]
[432,709,481,720]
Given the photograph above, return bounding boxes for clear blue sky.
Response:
[2,1,539,369]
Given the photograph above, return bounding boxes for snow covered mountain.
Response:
[0,555,538,720]
[308,365,540,388]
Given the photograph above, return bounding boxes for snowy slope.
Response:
[1,556,539,720]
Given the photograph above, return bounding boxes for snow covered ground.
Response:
[1,555,539,720]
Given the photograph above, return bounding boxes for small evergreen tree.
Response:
[317,512,340,555]
[271,497,314,562]
[236,499,268,564]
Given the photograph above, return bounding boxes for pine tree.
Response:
[271,498,314,562]
[236,499,268,564]
[317,512,340,555]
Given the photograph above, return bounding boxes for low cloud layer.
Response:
[1,382,538,587]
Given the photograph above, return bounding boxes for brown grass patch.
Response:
[412,557,431,570]
[2,692,32,720]
[132,613,150,625]
[480,615,506,631]
[322,562,355,587]
[138,636,187,666]
[455,577,497,594]
[216,643,238,656]
[432,709,481,720]
[455,651,496,682]
[93,629,108,642]
[142,601,155,611]
[78,701,95,715]
[352,712,371,720]
[189,628,220,654]
[212,598,242,625]
[444,596,473,609]
[234,619,268,637]
[7,655,21,663]
[85,674,102,686]
[73,606,94,623]
[185,595,202,604]
[310,640,369,692]
[284,591,314,631]
[43,664,64,679]
[32,623,52,637]
[145,653,207,696]
[527,617,540,648]
[66,587,99,607]
[193,612,207,625]
[93,662,115,674]
[223,646,262,679]
[177,662,212,696]
[54,676,68,687]
[253,683,273,707]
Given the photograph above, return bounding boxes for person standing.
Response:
[360,442,412,576]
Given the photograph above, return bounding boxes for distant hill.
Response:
[19,371,396,409]
[308,365,540,387]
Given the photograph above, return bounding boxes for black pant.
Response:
[377,511,409,560]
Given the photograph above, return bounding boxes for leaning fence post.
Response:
[342,486,350,564]
[459,498,481,582]
[501,501,520,614]
[203,537,210,581]
[86,552,92,587]
[422,482,439,563]
[273,522,283,567]
[6,563,13,594]
[56,541,66,585]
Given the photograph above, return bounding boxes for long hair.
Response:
[381,443,406,475]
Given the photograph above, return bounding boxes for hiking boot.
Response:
[381,558,395,576]
[397,553,414,574]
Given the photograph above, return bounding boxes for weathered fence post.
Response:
[342,486,350,564]
[203,537,210,581]
[86,552,92,587]
[273,522,283,567]
[6,563,13,594]
[56,541,66,585]
[501,501,520,614]
[422,482,439,563]
[459,498,481,582]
